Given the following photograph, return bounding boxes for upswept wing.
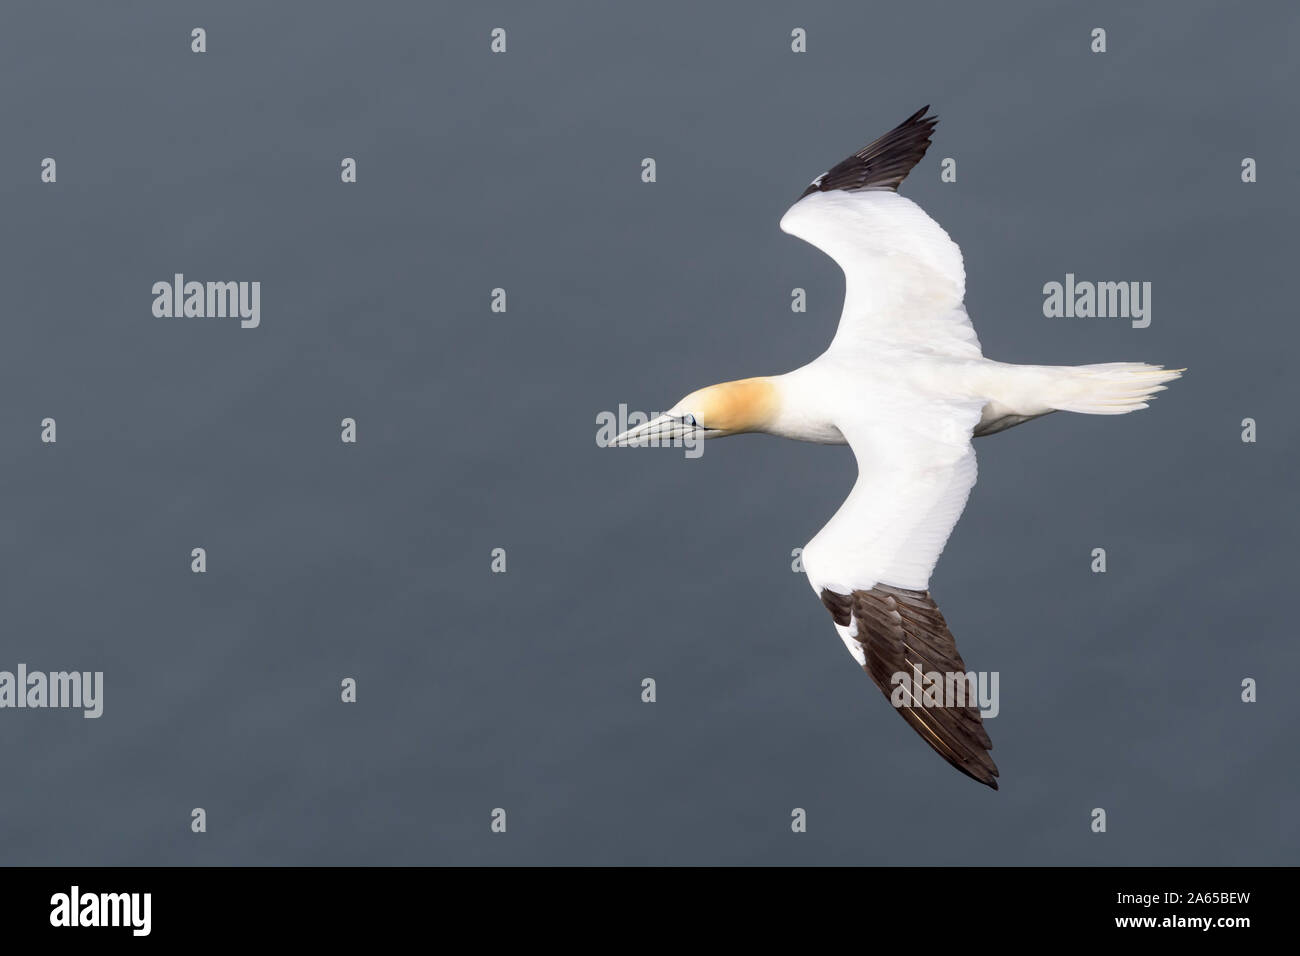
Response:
[779,107,980,357]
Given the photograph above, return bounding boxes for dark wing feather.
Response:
[821,584,999,789]
[799,105,937,198]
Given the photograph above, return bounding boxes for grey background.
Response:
[1,0,1296,865]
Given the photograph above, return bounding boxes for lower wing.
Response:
[801,403,998,788]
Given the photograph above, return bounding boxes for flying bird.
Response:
[612,107,1181,789]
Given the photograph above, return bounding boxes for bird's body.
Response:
[613,107,1182,789]
[760,352,992,445]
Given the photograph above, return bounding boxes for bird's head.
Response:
[612,377,778,446]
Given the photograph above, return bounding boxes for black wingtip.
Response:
[957,755,1000,790]
[957,757,1000,790]
[819,585,1000,792]
[799,105,938,198]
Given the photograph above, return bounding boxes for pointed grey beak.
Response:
[612,414,694,447]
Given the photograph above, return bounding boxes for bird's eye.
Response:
[684,414,697,426]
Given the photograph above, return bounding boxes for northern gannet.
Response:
[613,107,1182,789]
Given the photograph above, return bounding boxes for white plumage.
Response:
[613,107,1182,788]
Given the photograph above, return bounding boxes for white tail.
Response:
[973,361,1184,436]
[1039,362,1184,415]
